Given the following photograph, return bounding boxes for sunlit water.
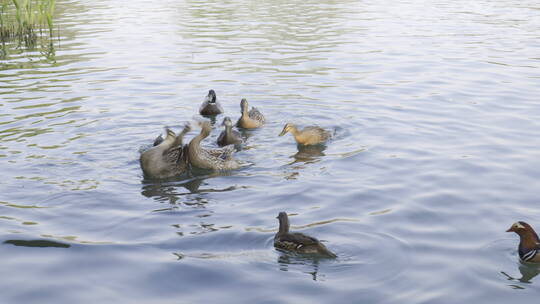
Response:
[1,0,540,302]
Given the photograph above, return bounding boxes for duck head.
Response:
[222,116,233,128]
[507,221,540,252]
[205,90,217,104]
[240,98,249,113]
[279,123,295,136]
[507,221,537,236]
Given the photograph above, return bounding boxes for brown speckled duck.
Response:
[236,98,265,129]
[217,117,242,147]
[199,89,224,116]
[188,121,241,171]
[279,123,331,146]
[140,125,191,179]
[274,212,336,258]
[507,221,540,263]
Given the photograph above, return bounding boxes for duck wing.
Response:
[153,134,164,146]
[280,232,320,246]
[217,131,226,146]
[248,107,265,123]
[303,126,331,141]
[206,145,235,160]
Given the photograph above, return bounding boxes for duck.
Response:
[274,212,336,258]
[217,116,242,147]
[507,221,540,263]
[188,120,241,171]
[140,125,191,179]
[236,98,265,129]
[199,89,224,116]
[279,123,331,146]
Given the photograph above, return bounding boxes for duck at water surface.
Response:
[140,125,191,179]
[199,89,224,116]
[279,123,331,146]
[217,116,242,147]
[188,121,241,171]
[274,212,336,258]
[507,221,540,263]
[236,98,265,129]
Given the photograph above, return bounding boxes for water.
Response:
[1,0,540,302]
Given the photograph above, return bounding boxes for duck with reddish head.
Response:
[507,221,540,263]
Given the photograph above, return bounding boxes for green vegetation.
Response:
[0,0,55,45]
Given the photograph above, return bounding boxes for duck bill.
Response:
[278,129,287,136]
[506,227,514,232]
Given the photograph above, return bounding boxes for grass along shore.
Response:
[0,0,55,45]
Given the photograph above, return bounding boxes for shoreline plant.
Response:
[0,0,55,46]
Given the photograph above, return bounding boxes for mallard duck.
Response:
[279,123,331,145]
[217,117,242,147]
[188,121,241,170]
[274,212,336,258]
[507,221,540,263]
[199,89,224,116]
[140,125,191,179]
[236,98,265,129]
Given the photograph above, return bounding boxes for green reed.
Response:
[0,0,55,44]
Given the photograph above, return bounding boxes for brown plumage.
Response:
[236,98,265,129]
[188,121,240,171]
[140,125,190,179]
[279,123,330,145]
[274,212,336,258]
[507,221,540,263]
[217,117,242,147]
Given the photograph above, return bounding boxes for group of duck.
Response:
[140,89,331,178]
[140,89,335,257]
[139,90,538,260]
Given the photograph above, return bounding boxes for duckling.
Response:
[279,123,331,146]
[217,116,242,147]
[274,212,336,258]
[188,121,241,171]
[507,221,540,263]
[199,89,224,116]
[236,98,265,129]
[140,125,191,179]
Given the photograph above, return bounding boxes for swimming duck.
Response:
[236,98,265,129]
[274,212,336,258]
[507,221,540,263]
[188,121,241,170]
[199,89,224,116]
[217,116,242,147]
[279,123,331,146]
[140,125,191,179]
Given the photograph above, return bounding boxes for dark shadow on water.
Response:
[282,144,327,179]
[290,144,326,165]
[141,170,241,206]
[501,263,540,288]
[237,127,257,143]
[4,239,70,248]
[277,250,328,281]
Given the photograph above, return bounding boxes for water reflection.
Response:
[277,251,324,281]
[290,144,326,164]
[501,263,540,287]
[141,175,239,206]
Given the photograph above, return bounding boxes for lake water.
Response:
[1,0,540,303]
